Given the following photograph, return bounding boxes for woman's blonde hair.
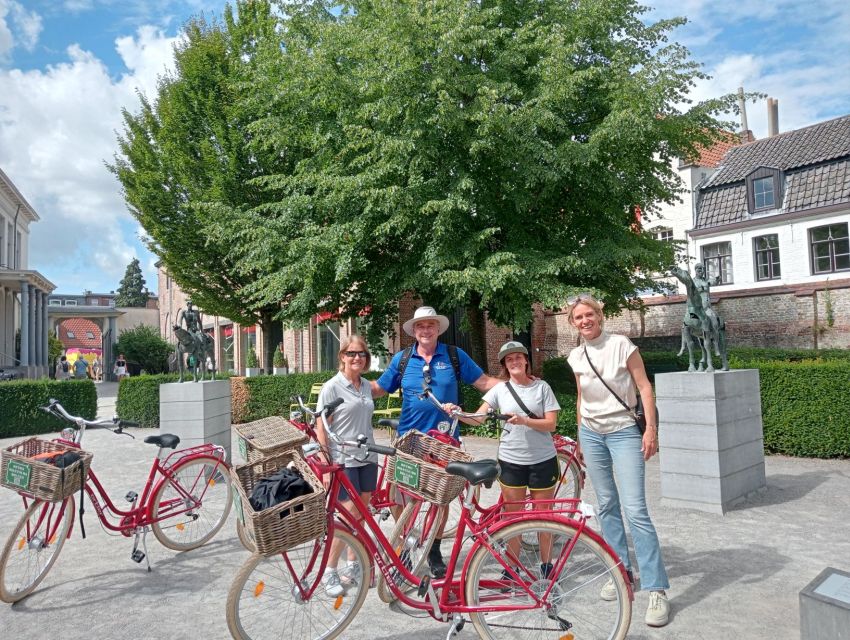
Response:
[567,295,605,327]
[338,335,371,371]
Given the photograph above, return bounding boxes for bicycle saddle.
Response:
[144,434,181,449]
[445,459,500,487]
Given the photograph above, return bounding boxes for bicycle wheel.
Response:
[465,520,631,640]
[376,498,446,603]
[521,453,582,551]
[237,520,256,553]
[226,528,369,640]
[0,496,75,603]
[150,457,232,551]
[441,484,480,540]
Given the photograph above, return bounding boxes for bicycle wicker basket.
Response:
[386,431,473,504]
[230,449,326,556]
[1,437,93,502]
[232,416,309,463]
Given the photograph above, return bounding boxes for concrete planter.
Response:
[273,367,289,376]
[245,367,262,377]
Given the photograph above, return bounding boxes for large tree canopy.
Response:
[114,0,744,363]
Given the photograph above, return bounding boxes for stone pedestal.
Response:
[656,369,766,514]
[800,567,850,640]
[160,380,232,462]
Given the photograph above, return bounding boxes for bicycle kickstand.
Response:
[131,526,152,572]
[446,614,465,640]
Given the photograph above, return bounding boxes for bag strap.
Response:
[583,345,636,416]
[504,380,540,420]
[398,343,464,409]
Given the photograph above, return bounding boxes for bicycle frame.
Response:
[299,456,630,621]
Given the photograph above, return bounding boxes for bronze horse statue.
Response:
[671,266,729,372]
[173,326,216,383]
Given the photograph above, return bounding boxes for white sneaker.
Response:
[645,591,670,627]
[600,579,618,601]
[339,561,362,589]
[323,569,344,597]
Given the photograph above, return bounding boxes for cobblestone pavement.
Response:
[0,386,848,639]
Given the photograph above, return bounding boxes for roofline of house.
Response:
[0,167,39,222]
[689,201,850,238]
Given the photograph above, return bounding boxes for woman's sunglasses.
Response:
[344,350,369,358]
[567,293,597,306]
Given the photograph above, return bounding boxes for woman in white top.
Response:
[566,295,670,628]
[315,335,377,597]
[448,341,560,579]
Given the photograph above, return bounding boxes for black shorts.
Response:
[339,463,379,501]
[498,456,559,491]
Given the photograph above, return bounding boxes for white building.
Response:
[0,167,56,378]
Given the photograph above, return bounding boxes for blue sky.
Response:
[1,0,848,296]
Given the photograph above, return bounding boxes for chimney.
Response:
[767,97,780,137]
[737,87,749,134]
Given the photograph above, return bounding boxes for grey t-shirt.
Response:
[482,380,560,465]
[316,372,377,467]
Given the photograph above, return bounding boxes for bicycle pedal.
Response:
[125,491,138,503]
[379,508,391,522]
[131,549,146,563]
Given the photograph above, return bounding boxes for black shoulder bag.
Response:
[503,381,540,420]
[582,346,649,434]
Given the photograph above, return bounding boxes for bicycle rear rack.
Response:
[160,443,227,471]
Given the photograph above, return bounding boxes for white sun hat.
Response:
[402,306,450,337]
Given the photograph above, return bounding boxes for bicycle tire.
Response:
[150,457,232,551]
[376,498,446,603]
[0,496,75,603]
[236,520,256,553]
[520,453,583,551]
[465,519,631,640]
[226,528,369,640]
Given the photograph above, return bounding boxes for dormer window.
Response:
[746,167,782,214]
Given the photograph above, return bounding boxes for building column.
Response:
[41,292,48,368]
[5,289,14,365]
[0,286,5,366]
[34,289,43,369]
[28,286,36,371]
[19,282,29,366]
[213,317,222,371]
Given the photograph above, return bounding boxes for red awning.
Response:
[242,325,256,334]
[221,325,233,337]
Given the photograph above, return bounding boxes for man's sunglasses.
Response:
[344,351,369,358]
[422,363,433,386]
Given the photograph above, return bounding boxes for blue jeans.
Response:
[580,424,669,591]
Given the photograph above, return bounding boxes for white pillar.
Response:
[0,286,5,366]
[28,286,36,370]
[41,292,48,367]
[34,289,43,368]
[4,289,14,365]
[19,282,29,366]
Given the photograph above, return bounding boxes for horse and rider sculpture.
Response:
[671,265,729,372]
[173,301,216,383]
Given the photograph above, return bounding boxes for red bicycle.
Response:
[225,401,633,640]
[0,399,232,603]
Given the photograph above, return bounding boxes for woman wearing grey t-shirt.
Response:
[447,340,560,580]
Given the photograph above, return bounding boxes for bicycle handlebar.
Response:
[42,398,138,439]
[418,386,511,422]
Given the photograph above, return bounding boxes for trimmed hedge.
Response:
[0,379,97,438]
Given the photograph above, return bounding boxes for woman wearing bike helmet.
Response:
[315,334,378,597]
[447,340,561,578]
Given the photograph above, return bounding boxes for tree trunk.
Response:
[465,295,488,370]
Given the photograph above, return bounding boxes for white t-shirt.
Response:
[316,372,377,467]
[567,332,638,434]
[482,379,560,465]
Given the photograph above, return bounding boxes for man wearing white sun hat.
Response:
[371,305,500,577]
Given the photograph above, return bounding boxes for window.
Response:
[753,235,781,280]
[753,177,775,209]
[67,331,75,339]
[48,299,61,306]
[810,223,850,274]
[86,331,95,339]
[652,227,673,242]
[702,242,733,284]
[64,300,77,306]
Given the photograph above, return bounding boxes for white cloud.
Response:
[0,0,42,59]
[63,1,94,12]
[0,27,176,292]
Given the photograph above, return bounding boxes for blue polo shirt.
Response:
[377,342,484,436]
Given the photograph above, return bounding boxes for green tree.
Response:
[109,1,283,369]
[114,258,148,307]
[48,333,64,375]
[114,325,174,375]
[210,0,745,361]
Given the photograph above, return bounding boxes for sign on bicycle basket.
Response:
[237,437,248,461]
[5,459,32,490]
[232,490,245,524]
[393,458,420,489]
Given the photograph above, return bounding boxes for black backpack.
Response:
[398,344,464,408]
[61,361,69,373]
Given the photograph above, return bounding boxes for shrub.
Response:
[542,357,577,394]
[272,349,285,368]
[246,348,259,368]
[48,334,64,377]
[0,379,97,437]
[115,324,174,374]
[116,373,232,428]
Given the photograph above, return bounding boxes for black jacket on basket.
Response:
[249,467,313,511]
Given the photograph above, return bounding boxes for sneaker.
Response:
[339,561,362,588]
[323,569,344,597]
[499,566,522,592]
[645,591,670,627]
[427,545,447,579]
[600,579,618,601]
[540,562,554,580]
